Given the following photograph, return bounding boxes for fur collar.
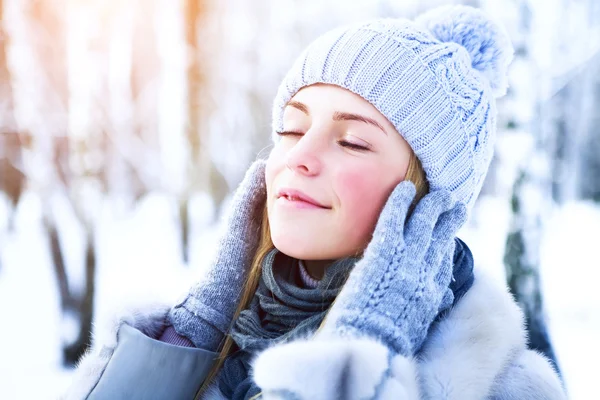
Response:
[63,269,565,399]
[415,266,528,398]
[252,268,565,399]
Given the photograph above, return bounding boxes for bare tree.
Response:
[5,0,98,365]
[577,55,600,203]
[179,0,227,263]
[0,0,25,232]
[501,0,570,378]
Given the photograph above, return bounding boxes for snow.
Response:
[541,200,600,400]
[0,190,598,398]
[0,190,218,399]
[0,192,68,398]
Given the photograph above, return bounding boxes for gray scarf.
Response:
[217,247,359,399]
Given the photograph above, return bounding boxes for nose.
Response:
[284,130,324,176]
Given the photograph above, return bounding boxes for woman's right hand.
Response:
[320,180,467,356]
[167,158,267,351]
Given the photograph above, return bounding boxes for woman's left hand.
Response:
[319,180,467,356]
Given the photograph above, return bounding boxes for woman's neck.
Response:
[302,259,333,280]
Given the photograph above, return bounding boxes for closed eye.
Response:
[275,131,371,152]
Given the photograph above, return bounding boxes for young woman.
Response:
[65,5,566,400]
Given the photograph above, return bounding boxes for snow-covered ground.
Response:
[0,191,597,399]
[0,190,219,399]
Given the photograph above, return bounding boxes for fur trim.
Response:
[60,302,170,400]
[60,269,566,400]
[253,268,565,399]
[200,381,228,400]
[253,337,393,400]
[378,354,420,399]
[416,267,528,399]
[489,349,567,400]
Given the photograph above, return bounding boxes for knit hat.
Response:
[271,5,514,212]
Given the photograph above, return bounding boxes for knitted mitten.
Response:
[320,180,467,356]
[167,159,267,350]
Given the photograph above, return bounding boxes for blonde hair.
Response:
[195,151,428,398]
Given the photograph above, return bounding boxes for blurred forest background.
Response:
[0,0,599,398]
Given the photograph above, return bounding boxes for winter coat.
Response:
[62,266,566,400]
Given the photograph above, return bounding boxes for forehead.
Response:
[288,84,391,125]
[290,84,368,109]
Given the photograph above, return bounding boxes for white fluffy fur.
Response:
[489,349,567,400]
[252,268,567,400]
[416,267,527,399]
[253,337,390,399]
[62,269,566,399]
[378,354,421,399]
[60,302,171,400]
[200,382,228,400]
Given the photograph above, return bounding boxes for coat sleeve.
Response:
[88,325,217,400]
[61,305,218,400]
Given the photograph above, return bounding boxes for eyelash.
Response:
[276,131,370,152]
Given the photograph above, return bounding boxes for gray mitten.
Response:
[168,159,267,351]
[320,181,468,356]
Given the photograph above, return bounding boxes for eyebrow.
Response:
[285,100,387,136]
[287,100,310,115]
[333,111,387,135]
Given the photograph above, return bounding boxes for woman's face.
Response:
[266,83,412,262]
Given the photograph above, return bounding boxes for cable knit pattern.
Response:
[271,6,514,212]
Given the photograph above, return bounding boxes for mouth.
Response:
[276,188,331,210]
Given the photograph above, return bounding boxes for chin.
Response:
[270,230,358,261]
[270,230,326,260]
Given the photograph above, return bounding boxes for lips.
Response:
[276,187,330,209]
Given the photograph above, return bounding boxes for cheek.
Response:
[334,166,394,246]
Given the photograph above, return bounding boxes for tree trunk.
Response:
[0,0,25,230]
[500,0,561,379]
[44,215,72,311]
[21,0,96,366]
[504,171,561,375]
[64,229,96,365]
[181,0,228,263]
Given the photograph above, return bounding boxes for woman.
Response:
[64,5,566,400]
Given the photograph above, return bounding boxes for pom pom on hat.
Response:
[415,5,514,97]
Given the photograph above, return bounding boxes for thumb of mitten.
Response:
[367,180,417,255]
[223,158,267,238]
